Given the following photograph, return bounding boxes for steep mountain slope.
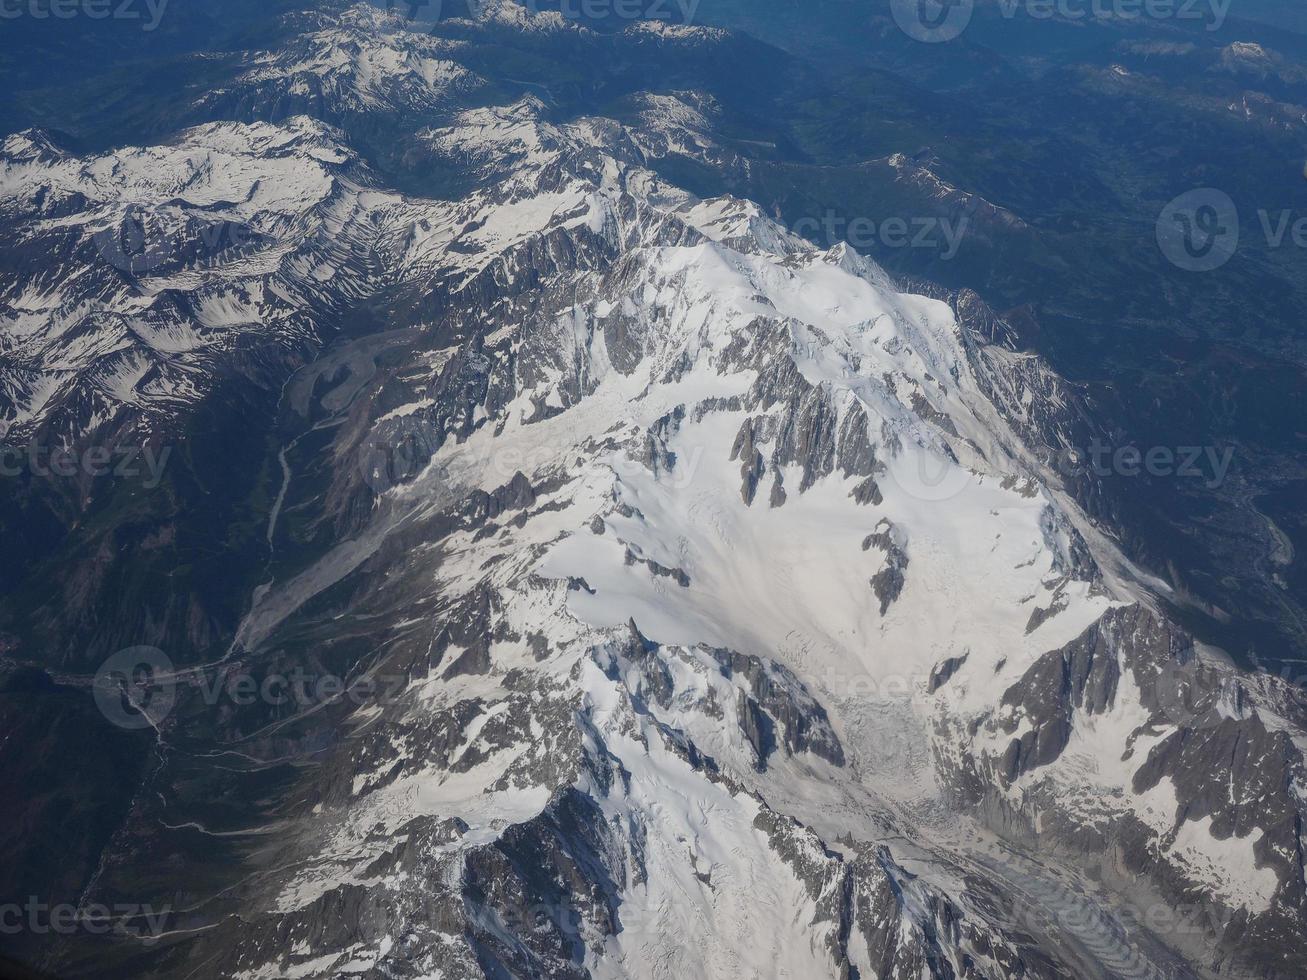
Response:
[2,6,1306,980]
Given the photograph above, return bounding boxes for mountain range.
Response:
[1,2,1305,978]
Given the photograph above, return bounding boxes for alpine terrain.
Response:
[0,3,1305,979]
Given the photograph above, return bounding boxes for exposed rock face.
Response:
[2,5,1305,980]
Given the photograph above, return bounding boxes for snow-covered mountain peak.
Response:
[1,117,359,214]
[6,20,1307,979]
[0,117,393,438]
[199,9,485,119]
[0,129,69,165]
[417,96,565,173]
